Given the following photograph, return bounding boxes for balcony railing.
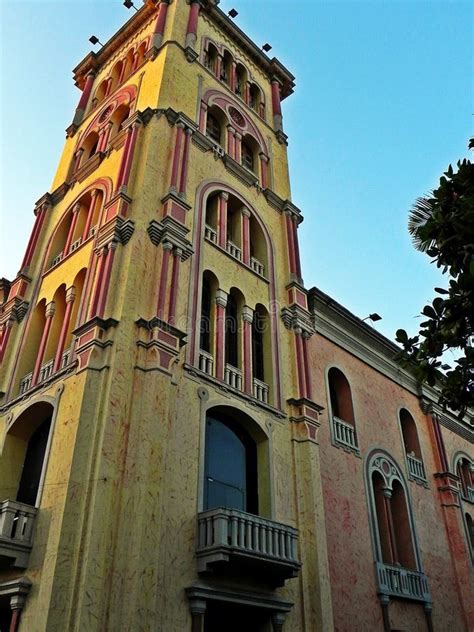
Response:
[204,225,217,243]
[376,562,431,603]
[406,453,427,482]
[19,347,72,395]
[224,364,242,391]
[0,500,38,569]
[253,377,269,404]
[250,256,265,276]
[197,507,300,586]
[199,349,214,376]
[226,240,242,261]
[333,416,358,451]
[464,485,474,503]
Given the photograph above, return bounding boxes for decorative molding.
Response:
[147,217,194,260]
[281,304,314,337]
[222,154,259,187]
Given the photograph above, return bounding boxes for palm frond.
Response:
[408,195,436,252]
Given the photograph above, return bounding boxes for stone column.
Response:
[72,71,96,127]
[383,488,399,564]
[167,247,182,325]
[185,0,201,50]
[215,289,228,381]
[82,189,100,242]
[241,207,250,265]
[242,305,254,394]
[189,598,206,632]
[96,242,117,318]
[63,202,82,256]
[234,132,242,164]
[148,0,171,57]
[20,200,49,270]
[117,120,141,192]
[217,192,229,250]
[52,286,76,373]
[227,125,236,158]
[230,61,237,92]
[199,101,208,132]
[170,123,185,191]
[31,301,56,387]
[156,241,173,318]
[179,128,193,195]
[285,210,297,277]
[271,78,283,131]
[89,248,107,318]
[259,153,269,189]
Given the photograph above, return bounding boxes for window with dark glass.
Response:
[241,142,254,171]
[204,415,258,514]
[16,416,52,506]
[200,277,212,353]
[225,293,238,368]
[252,311,265,382]
[206,113,221,144]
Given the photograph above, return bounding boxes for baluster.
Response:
[260,524,267,555]
[252,522,259,552]
[231,515,238,547]
[267,527,273,555]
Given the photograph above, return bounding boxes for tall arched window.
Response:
[327,367,358,452]
[399,408,426,483]
[235,63,247,98]
[466,513,474,552]
[225,292,239,369]
[251,304,271,404]
[1,402,54,508]
[366,451,431,605]
[206,108,224,146]
[241,138,255,172]
[204,413,258,514]
[221,50,232,84]
[204,43,218,74]
[455,455,474,503]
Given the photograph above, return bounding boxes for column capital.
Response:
[90,188,100,200]
[382,487,392,499]
[226,124,236,134]
[259,152,269,162]
[176,121,186,130]
[162,240,174,251]
[45,301,56,318]
[173,247,183,258]
[241,305,254,323]
[188,597,207,615]
[65,286,77,303]
[72,202,82,214]
[215,288,228,308]
[184,127,194,137]
[219,191,229,201]
[241,206,251,218]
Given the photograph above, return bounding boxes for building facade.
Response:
[0,1,472,631]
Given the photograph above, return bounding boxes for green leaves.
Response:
[396,140,474,417]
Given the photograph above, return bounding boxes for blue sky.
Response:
[0,0,472,346]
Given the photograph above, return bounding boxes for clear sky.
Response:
[0,0,472,346]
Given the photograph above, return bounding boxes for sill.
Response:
[183,363,285,419]
[331,439,361,457]
[222,154,259,187]
[71,152,105,184]
[203,235,269,282]
[408,474,429,489]
[43,232,96,276]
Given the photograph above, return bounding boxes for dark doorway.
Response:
[17,415,52,506]
[0,601,12,632]
[204,600,269,632]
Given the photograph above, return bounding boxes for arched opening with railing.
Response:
[205,105,225,146]
[221,49,233,85]
[204,42,219,74]
[235,63,248,99]
[399,408,426,483]
[241,134,259,174]
[327,367,358,451]
[455,453,474,503]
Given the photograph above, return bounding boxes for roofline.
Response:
[72,0,157,88]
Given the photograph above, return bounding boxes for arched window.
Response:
[466,513,474,551]
[235,63,247,98]
[109,60,123,94]
[123,48,135,80]
[204,43,218,74]
[199,271,219,377]
[455,455,474,503]
[1,402,54,508]
[221,50,232,84]
[110,104,130,139]
[81,131,100,162]
[225,292,239,369]
[135,41,147,68]
[93,80,108,108]
[206,109,223,145]
[249,214,267,277]
[249,83,262,112]
[251,304,271,404]
[399,408,426,483]
[366,451,431,603]
[327,367,358,451]
[241,138,255,172]
[204,413,258,514]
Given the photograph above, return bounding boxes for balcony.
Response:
[464,485,474,503]
[224,364,242,391]
[250,256,265,277]
[204,224,217,244]
[406,453,427,483]
[199,349,214,376]
[19,347,72,395]
[332,416,358,451]
[253,377,269,404]
[0,500,38,569]
[197,508,300,587]
[376,562,431,603]
[226,240,242,261]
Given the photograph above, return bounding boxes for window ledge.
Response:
[222,154,259,187]
[71,152,105,185]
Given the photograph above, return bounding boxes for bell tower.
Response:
[0,2,333,631]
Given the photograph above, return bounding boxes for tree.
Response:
[395,141,474,417]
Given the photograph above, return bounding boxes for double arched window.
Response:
[327,367,358,452]
[366,451,431,604]
[455,454,474,503]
